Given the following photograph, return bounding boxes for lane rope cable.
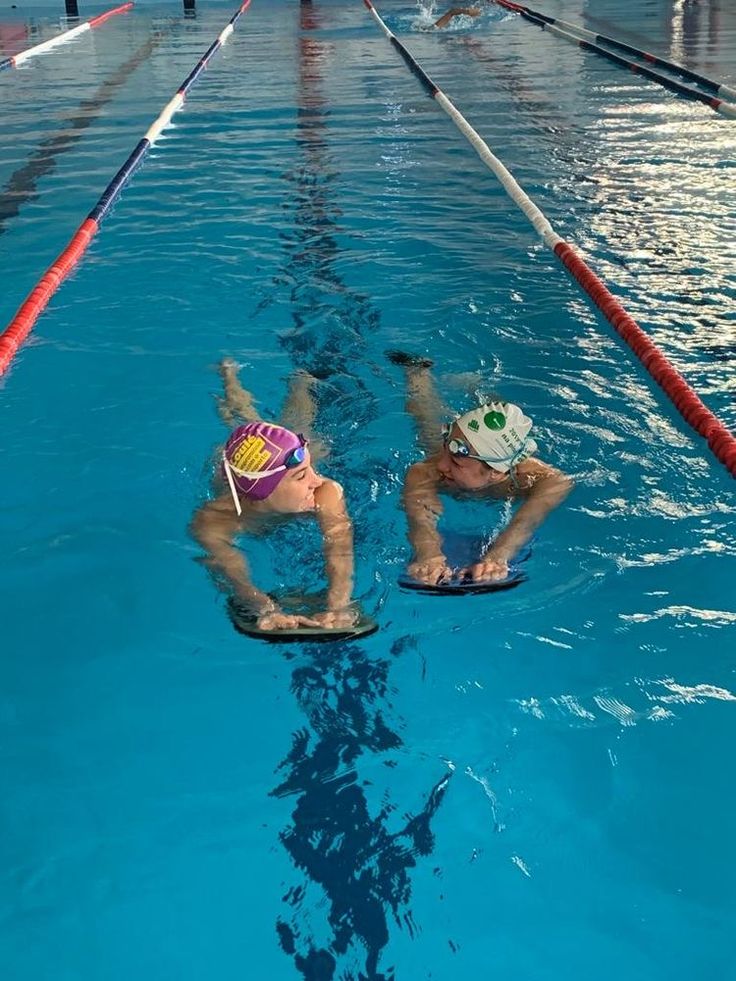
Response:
[491,0,736,119]
[0,0,252,374]
[361,0,736,477]
[0,3,134,72]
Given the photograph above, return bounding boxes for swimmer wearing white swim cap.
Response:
[388,351,574,586]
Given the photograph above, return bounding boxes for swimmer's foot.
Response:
[217,358,260,424]
[218,357,242,384]
[386,349,434,371]
[292,367,319,386]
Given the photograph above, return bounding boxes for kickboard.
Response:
[229,601,379,643]
[398,571,526,595]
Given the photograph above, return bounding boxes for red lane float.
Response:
[89,3,134,28]
[362,0,736,477]
[554,242,736,472]
[0,3,133,72]
[0,0,252,375]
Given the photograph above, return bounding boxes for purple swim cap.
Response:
[223,422,305,504]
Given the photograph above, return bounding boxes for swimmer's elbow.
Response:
[546,470,575,506]
[189,510,208,548]
[189,509,229,555]
[558,471,575,496]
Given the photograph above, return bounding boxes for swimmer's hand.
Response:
[312,608,359,630]
[407,555,453,585]
[461,554,510,583]
[256,612,322,631]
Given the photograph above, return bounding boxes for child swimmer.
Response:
[191,363,355,632]
[390,353,573,584]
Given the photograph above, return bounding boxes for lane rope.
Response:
[0,3,134,72]
[493,0,736,101]
[0,28,172,236]
[361,0,736,477]
[492,0,736,119]
[0,0,252,375]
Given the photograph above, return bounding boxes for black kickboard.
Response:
[229,607,379,643]
[398,572,526,595]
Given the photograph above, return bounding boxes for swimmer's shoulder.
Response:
[192,492,255,534]
[406,458,440,485]
[315,478,352,532]
[191,492,240,543]
[512,457,574,495]
[315,477,345,509]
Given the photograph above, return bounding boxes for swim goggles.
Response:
[441,423,527,470]
[223,436,308,515]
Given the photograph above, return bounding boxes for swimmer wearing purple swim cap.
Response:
[222,422,311,507]
[191,362,355,633]
[387,351,574,586]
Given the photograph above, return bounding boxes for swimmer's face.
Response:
[265,448,324,513]
[437,423,507,491]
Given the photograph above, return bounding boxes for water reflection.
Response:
[273,639,451,979]
[276,0,380,396]
[269,5,450,976]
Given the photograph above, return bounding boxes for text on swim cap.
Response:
[232,435,272,473]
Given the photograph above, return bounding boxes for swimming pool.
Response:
[1,0,735,977]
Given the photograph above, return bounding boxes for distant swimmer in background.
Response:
[191,361,356,632]
[388,352,573,585]
[433,7,481,28]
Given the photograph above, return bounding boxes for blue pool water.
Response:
[1,1,735,978]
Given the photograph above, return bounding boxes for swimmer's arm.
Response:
[403,462,445,561]
[316,479,354,611]
[485,461,574,563]
[190,503,276,616]
[434,7,481,28]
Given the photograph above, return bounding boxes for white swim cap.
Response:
[455,402,537,472]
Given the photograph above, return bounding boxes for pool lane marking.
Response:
[491,0,736,119]
[0,30,170,236]
[0,0,252,375]
[362,0,736,478]
[0,3,134,73]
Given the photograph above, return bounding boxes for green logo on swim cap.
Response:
[484,411,506,430]
[467,418,480,432]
